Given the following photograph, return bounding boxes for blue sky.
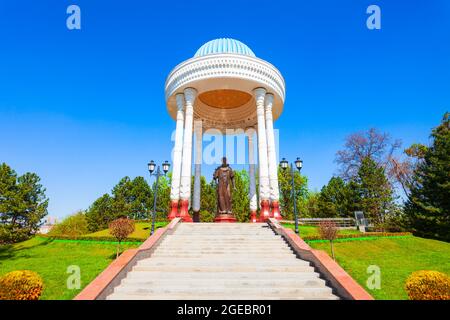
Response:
[0,0,449,219]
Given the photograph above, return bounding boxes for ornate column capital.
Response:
[265,93,274,109]
[183,87,197,105]
[253,87,267,104]
[175,93,185,111]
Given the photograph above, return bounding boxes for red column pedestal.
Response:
[178,199,193,222]
[214,214,237,223]
[250,210,257,223]
[259,199,271,222]
[168,200,179,221]
[271,200,282,220]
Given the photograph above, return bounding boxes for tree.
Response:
[353,157,394,228]
[301,191,320,218]
[109,217,135,258]
[336,128,401,180]
[153,174,170,221]
[232,170,250,222]
[48,211,88,237]
[85,194,114,232]
[317,177,356,218]
[318,220,338,260]
[199,177,217,222]
[278,167,308,220]
[405,113,450,241]
[110,176,152,220]
[0,163,48,243]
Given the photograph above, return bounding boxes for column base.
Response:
[193,211,200,223]
[179,199,193,222]
[259,200,271,222]
[271,200,282,221]
[214,214,237,223]
[168,200,179,221]
[250,210,257,223]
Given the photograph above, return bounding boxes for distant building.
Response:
[39,216,57,234]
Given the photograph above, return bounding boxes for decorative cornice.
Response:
[165,54,285,102]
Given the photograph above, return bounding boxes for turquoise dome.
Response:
[194,38,255,57]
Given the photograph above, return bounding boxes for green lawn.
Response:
[309,236,450,300]
[0,237,139,300]
[281,224,361,237]
[85,221,168,240]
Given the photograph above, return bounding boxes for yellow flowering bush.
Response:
[0,270,44,300]
[405,270,450,300]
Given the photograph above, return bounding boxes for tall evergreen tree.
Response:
[0,163,48,243]
[110,176,152,220]
[405,113,450,241]
[85,193,113,232]
[353,157,394,227]
[317,177,356,218]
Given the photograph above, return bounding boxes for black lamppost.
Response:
[280,157,303,235]
[147,160,170,235]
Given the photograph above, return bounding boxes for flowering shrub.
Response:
[405,270,450,300]
[0,270,43,300]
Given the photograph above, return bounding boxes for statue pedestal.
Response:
[214,214,237,223]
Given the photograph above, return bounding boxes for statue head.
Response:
[222,157,227,167]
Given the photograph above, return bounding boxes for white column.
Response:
[265,93,280,202]
[192,120,203,217]
[253,88,270,203]
[169,94,185,202]
[246,127,257,220]
[179,88,197,203]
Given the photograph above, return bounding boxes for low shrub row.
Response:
[303,232,412,241]
[38,234,143,243]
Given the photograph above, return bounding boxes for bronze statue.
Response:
[213,157,235,215]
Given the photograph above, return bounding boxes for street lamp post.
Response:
[280,157,303,235]
[147,160,170,235]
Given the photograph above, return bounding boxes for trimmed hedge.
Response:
[38,234,144,243]
[303,232,412,241]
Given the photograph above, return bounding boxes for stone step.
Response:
[149,253,296,259]
[105,223,338,300]
[166,233,282,241]
[112,286,333,297]
[136,258,310,266]
[156,245,290,251]
[120,278,327,288]
[155,247,294,255]
[132,265,315,272]
[125,271,321,280]
[107,292,339,300]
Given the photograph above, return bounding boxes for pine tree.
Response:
[405,113,450,241]
[318,177,357,218]
[85,194,113,232]
[0,163,48,243]
[353,157,394,227]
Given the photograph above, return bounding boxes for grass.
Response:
[309,236,450,300]
[0,237,140,300]
[281,223,361,237]
[85,221,168,240]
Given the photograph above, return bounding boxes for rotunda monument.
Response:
[165,38,286,222]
